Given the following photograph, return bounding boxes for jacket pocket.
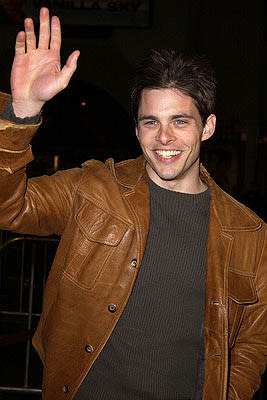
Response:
[228,270,258,348]
[62,201,129,290]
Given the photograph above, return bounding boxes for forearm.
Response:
[0,91,79,236]
[0,139,83,237]
[0,167,83,237]
[0,92,40,173]
[0,92,40,233]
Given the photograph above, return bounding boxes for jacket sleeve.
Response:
[0,92,84,237]
[228,229,267,399]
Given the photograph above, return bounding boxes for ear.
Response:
[201,114,216,142]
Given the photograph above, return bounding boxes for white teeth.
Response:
[155,150,181,158]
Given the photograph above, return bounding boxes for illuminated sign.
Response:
[20,0,151,27]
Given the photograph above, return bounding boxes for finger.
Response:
[50,16,61,52]
[65,50,80,69]
[38,7,50,50]
[24,18,36,51]
[15,31,26,55]
[57,50,80,89]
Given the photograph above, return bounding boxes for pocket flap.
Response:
[228,270,258,304]
[75,202,128,246]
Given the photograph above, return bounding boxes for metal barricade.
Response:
[0,234,59,396]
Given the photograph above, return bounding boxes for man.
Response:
[0,7,266,400]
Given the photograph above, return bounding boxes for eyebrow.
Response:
[138,113,195,122]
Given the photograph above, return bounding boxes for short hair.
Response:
[131,49,216,125]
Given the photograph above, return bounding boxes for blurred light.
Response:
[54,155,59,171]
[81,101,87,107]
[240,132,247,142]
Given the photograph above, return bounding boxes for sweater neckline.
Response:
[148,176,210,199]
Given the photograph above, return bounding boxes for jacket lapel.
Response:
[111,156,150,260]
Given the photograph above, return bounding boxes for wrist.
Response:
[1,96,41,124]
[12,98,44,118]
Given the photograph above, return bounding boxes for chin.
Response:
[146,159,183,181]
[153,170,181,183]
[156,167,181,180]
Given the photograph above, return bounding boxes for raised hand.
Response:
[11,7,80,118]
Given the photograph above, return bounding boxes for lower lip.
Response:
[154,152,182,163]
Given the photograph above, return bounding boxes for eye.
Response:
[174,119,186,125]
[145,120,158,126]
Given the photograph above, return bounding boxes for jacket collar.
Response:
[109,155,262,233]
[199,164,262,232]
[106,155,146,189]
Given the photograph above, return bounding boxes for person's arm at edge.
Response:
[0,90,84,237]
[0,7,80,235]
[227,228,267,399]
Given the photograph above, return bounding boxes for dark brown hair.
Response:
[131,49,216,125]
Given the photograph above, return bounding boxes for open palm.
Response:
[11,7,79,117]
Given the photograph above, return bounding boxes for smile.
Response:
[155,150,182,159]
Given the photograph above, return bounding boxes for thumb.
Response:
[57,50,80,89]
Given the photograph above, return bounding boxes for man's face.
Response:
[136,88,216,193]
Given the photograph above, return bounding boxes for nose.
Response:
[156,127,175,145]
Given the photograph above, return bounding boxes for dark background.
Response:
[0,1,266,398]
[0,0,266,219]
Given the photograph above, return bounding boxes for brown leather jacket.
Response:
[0,92,266,400]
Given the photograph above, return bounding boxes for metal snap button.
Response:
[130,259,137,268]
[63,385,70,393]
[85,344,94,353]
[108,304,117,313]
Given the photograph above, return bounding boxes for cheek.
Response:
[137,127,159,149]
[136,130,146,145]
[185,132,202,146]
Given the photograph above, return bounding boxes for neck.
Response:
[146,164,207,194]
